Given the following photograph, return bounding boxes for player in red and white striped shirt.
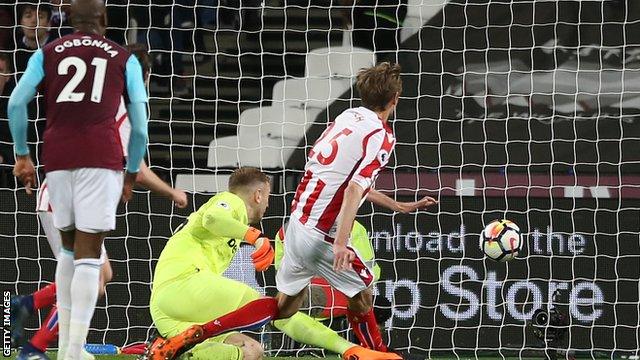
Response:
[278,63,408,354]
[151,63,437,360]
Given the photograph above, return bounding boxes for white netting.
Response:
[1,0,639,358]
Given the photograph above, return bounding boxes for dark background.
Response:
[289,0,640,176]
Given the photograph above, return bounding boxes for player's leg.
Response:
[314,238,398,358]
[185,215,318,336]
[65,230,103,359]
[308,278,349,319]
[10,210,59,347]
[49,168,121,360]
[273,311,355,356]
[40,209,62,260]
[66,168,122,360]
[149,269,274,359]
[273,217,322,319]
[17,306,59,357]
[346,287,389,351]
[271,219,392,359]
[319,251,388,352]
[180,333,263,360]
[10,284,56,347]
[151,268,351,359]
[173,221,317,341]
[46,169,77,358]
[155,222,316,355]
[56,230,76,359]
[21,217,110,359]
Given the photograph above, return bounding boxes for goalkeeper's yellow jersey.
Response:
[153,191,250,289]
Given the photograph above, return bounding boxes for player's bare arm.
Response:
[135,161,188,208]
[333,181,364,272]
[366,188,437,213]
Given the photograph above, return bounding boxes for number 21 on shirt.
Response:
[56,56,107,103]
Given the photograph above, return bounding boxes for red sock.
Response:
[33,283,57,310]
[311,278,348,319]
[347,308,388,352]
[201,297,279,339]
[31,306,59,352]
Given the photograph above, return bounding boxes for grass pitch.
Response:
[7,353,550,360]
[7,354,339,360]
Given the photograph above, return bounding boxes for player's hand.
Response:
[396,195,438,213]
[251,237,274,272]
[172,189,188,209]
[13,155,36,195]
[333,243,355,272]
[122,172,137,203]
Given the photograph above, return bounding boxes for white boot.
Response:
[80,347,95,360]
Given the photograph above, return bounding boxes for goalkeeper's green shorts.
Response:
[150,267,260,342]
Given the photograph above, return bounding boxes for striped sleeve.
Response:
[352,129,395,190]
[351,129,387,191]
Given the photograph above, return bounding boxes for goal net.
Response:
[1,0,639,358]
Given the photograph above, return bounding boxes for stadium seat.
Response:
[236,106,318,141]
[243,137,301,168]
[305,46,375,80]
[271,78,352,109]
[207,106,320,168]
[207,135,301,169]
[259,107,323,141]
[175,174,231,193]
[207,135,242,168]
[402,0,450,41]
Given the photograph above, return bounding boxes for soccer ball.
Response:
[479,219,522,262]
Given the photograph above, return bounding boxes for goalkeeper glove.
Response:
[244,227,275,272]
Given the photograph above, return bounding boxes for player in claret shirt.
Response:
[8,1,148,359]
[150,63,422,360]
[10,43,187,360]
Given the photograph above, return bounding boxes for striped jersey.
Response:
[290,106,395,236]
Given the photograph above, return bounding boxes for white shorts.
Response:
[36,179,52,213]
[37,198,107,264]
[276,217,374,298]
[46,168,123,233]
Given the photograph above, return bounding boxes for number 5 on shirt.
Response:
[308,127,353,165]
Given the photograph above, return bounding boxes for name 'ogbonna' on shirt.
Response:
[53,36,119,58]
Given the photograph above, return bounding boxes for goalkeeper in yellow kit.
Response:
[149,168,393,360]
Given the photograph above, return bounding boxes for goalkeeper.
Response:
[149,167,394,360]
